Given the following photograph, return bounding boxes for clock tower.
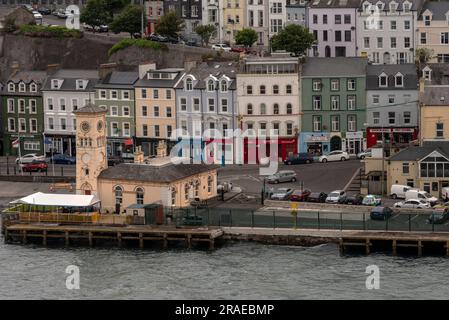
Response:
[74,103,107,195]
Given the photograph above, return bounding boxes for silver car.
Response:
[267,170,297,184]
[270,188,294,200]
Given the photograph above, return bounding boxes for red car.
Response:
[21,161,48,172]
[230,45,250,53]
[289,189,311,202]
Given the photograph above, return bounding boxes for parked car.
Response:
[318,150,350,163]
[442,187,449,201]
[394,199,431,209]
[49,154,76,165]
[21,161,48,172]
[326,190,347,203]
[230,45,250,53]
[307,192,328,203]
[370,206,393,221]
[289,189,311,202]
[266,170,297,184]
[343,194,364,205]
[147,33,168,42]
[283,153,314,165]
[16,153,46,164]
[270,188,294,201]
[362,194,382,206]
[390,184,411,199]
[357,148,372,159]
[211,43,231,51]
[82,23,108,32]
[56,10,67,18]
[21,4,33,11]
[428,207,449,224]
[405,189,438,206]
[37,7,52,15]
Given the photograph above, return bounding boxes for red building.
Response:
[366,127,419,148]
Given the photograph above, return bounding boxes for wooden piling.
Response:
[365,238,370,255]
[4,229,8,243]
[139,233,144,249]
[392,239,397,256]
[163,233,168,249]
[446,241,449,256]
[209,239,215,250]
[65,231,69,247]
[418,241,422,257]
[22,230,27,244]
[42,230,47,246]
[339,239,344,255]
[88,232,93,247]
[186,234,192,249]
[117,232,122,247]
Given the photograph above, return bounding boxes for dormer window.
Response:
[379,73,388,87]
[76,80,86,90]
[7,82,15,92]
[220,80,228,93]
[19,82,26,92]
[424,15,431,26]
[51,79,60,89]
[423,66,432,81]
[389,1,397,13]
[30,83,37,93]
[207,79,215,91]
[185,77,193,91]
[376,1,384,11]
[394,73,403,87]
[363,1,370,13]
[403,1,411,13]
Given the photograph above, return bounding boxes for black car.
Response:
[307,192,327,203]
[38,7,52,15]
[370,207,393,221]
[283,153,314,165]
[342,194,364,205]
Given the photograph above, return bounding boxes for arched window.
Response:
[273,104,279,115]
[208,79,215,91]
[247,85,253,94]
[185,78,193,91]
[259,85,266,94]
[286,103,292,114]
[260,103,266,115]
[184,183,190,201]
[136,187,144,205]
[114,186,123,204]
[7,82,15,92]
[221,80,228,92]
[247,103,253,115]
[273,85,279,94]
[19,82,26,92]
[207,176,213,193]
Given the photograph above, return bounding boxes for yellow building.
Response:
[74,101,218,213]
[222,0,246,44]
[387,142,449,198]
[419,78,449,141]
[134,64,184,156]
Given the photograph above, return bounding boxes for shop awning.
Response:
[11,192,101,207]
[124,138,133,146]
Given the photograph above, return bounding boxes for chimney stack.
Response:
[10,61,19,77]
[46,64,60,75]
[138,62,157,79]
[134,146,145,164]
[98,62,117,80]
[419,78,425,93]
[184,60,197,72]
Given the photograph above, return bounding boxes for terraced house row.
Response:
[0,55,446,163]
[144,0,449,63]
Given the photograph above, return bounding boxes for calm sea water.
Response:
[0,239,448,300]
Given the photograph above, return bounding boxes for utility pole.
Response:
[141,0,145,38]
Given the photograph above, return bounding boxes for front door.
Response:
[84,190,91,195]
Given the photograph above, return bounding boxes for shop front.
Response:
[4,134,44,156]
[107,138,134,159]
[299,132,330,156]
[44,135,76,156]
[343,131,365,155]
[366,127,418,149]
[243,136,298,163]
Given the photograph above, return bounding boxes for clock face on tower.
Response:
[81,153,91,165]
[81,121,91,133]
[97,120,104,132]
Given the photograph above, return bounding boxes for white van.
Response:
[442,187,449,201]
[390,184,411,199]
[405,189,438,206]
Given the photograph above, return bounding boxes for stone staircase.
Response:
[345,167,364,194]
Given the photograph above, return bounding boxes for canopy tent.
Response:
[10,192,100,207]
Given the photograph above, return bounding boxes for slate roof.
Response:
[98,163,219,183]
[73,103,107,114]
[2,71,47,96]
[42,69,99,92]
[302,57,368,77]
[419,1,449,20]
[421,63,449,85]
[366,64,418,90]
[174,62,238,90]
[358,0,423,11]
[309,0,361,8]
[134,69,184,88]
[420,86,449,106]
[389,141,449,161]
[96,71,139,89]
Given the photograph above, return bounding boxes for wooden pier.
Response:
[4,224,224,250]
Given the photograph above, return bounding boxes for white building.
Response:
[268,0,287,40]
[247,0,269,46]
[42,69,99,156]
[356,0,424,64]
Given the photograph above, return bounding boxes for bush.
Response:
[18,25,83,38]
[108,38,168,56]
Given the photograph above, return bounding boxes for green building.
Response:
[95,71,139,159]
[300,57,367,156]
[1,71,47,156]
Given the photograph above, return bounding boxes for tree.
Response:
[80,0,112,31]
[235,28,258,48]
[416,48,433,66]
[271,24,315,57]
[195,24,216,47]
[104,0,130,18]
[155,11,185,38]
[110,4,146,38]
